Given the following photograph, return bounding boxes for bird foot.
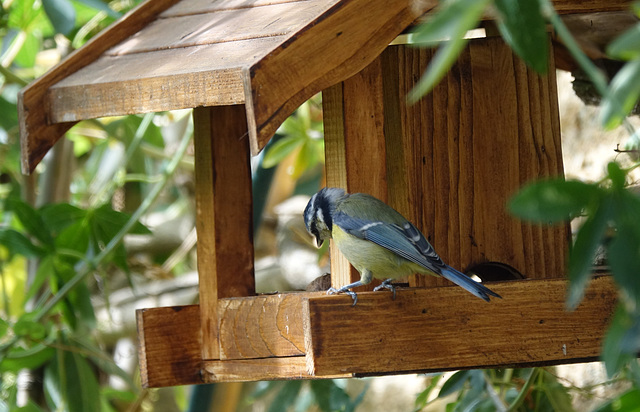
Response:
[327,287,358,306]
[373,279,396,300]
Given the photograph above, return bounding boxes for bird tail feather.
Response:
[440,265,501,302]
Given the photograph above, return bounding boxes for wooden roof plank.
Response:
[18,0,182,174]
[48,37,287,122]
[109,0,339,55]
[160,0,307,17]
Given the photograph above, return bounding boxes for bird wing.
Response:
[332,212,447,274]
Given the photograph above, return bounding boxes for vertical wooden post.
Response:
[322,56,387,291]
[193,105,255,360]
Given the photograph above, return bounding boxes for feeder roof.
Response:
[18,0,632,173]
[19,0,437,173]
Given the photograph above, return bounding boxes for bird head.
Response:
[303,187,346,248]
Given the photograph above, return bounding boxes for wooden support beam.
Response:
[322,56,388,292]
[303,277,617,376]
[193,105,255,360]
[218,293,321,359]
[137,305,203,388]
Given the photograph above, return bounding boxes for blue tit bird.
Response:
[303,187,501,305]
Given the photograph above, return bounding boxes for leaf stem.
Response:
[508,368,539,412]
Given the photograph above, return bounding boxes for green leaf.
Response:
[592,388,640,412]
[0,318,9,336]
[608,224,640,304]
[494,0,548,73]
[408,0,489,101]
[567,197,612,309]
[40,203,87,235]
[439,370,472,398]
[42,0,76,35]
[601,58,640,129]
[75,0,120,18]
[509,179,601,223]
[92,204,151,236]
[541,370,574,412]
[5,197,54,249]
[602,305,635,377]
[14,400,46,412]
[13,30,41,68]
[0,228,46,258]
[267,381,302,412]
[71,335,136,389]
[414,374,443,411]
[0,344,55,372]
[56,220,91,256]
[14,315,47,340]
[44,349,101,412]
[608,162,627,190]
[608,23,640,60]
[262,135,304,168]
[410,0,488,46]
[68,281,96,330]
[25,255,54,302]
[8,0,40,30]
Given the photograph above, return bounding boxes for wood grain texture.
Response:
[48,37,286,123]
[322,57,388,291]
[218,293,321,359]
[137,305,203,388]
[552,0,632,13]
[161,0,303,16]
[193,106,255,360]
[110,0,336,55]
[202,356,351,382]
[245,0,438,155]
[19,0,181,174]
[303,276,617,376]
[381,38,569,287]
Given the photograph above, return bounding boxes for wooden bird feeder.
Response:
[19,0,629,387]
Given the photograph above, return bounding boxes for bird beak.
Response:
[315,236,324,248]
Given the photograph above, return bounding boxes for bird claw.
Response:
[327,287,358,306]
[373,279,396,300]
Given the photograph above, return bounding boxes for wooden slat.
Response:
[137,305,203,388]
[161,0,304,16]
[244,0,439,155]
[218,293,321,359]
[202,357,351,382]
[303,277,617,376]
[552,0,631,13]
[380,38,569,285]
[322,57,388,291]
[110,0,337,55]
[18,0,181,174]
[193,106,255,360]
[47,37,287,123]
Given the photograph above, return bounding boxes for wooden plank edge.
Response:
[136,305,204,388]
[303,276,617,376]
[19,0,182,174]
[202,356,352,382]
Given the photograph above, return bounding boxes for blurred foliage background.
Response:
[1,0,640,411]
